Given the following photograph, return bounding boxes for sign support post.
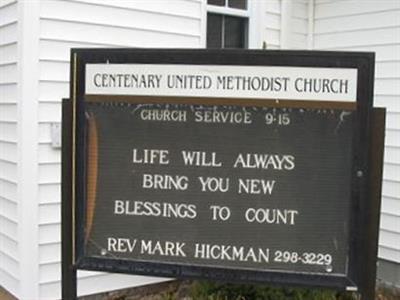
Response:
[62,98,77,300]
[360,107,386,300]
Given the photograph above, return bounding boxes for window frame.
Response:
[206,0,250,49]
[203,0,261,49]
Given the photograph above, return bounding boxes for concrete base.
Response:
[377,259,400,288]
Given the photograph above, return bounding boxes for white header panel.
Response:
[86,64,358,102]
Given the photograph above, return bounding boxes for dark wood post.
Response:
[360,107,386,300]
[62,98,77,299]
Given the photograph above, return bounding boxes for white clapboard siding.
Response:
[39,264,114,286]
[39,243,60,265]
[0,43,17,65]
[261,0,309,50]
[0,81,18,104]
[385,147,400,165]
[314,26,400,49]
[37,0,202,298]
[41,18,200,48]
[0,0,16,26]
[315,0,400,19]
[263,0,281,49]
[290,0,308,49]
[314,9,400,34]
[72,0,201,19]
[39,39,122,63]
[314,0,400,264]
[382,196,400,216]
[39,81,69,103]
[0,0,19,297]
[38,184,60,205]
[0,22,17,47]
[384,163,399,182]
[38,271,165,300]
[41,0,201,38]
[381,213,400,233]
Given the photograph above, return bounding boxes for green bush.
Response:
[190,281,357,300]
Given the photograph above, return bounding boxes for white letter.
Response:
[132,149,143,163]
[114,200,125,214]
[142,174,153,188]
[108,238,117,251]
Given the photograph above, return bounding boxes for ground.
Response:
[80,280,400,300]
[1,281,399,299]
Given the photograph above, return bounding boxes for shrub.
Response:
[190,281,357,300]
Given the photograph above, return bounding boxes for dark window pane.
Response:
[224,16,246,48]
[208,0,225,6]
[228,0,247,9]
[207,13,223,48]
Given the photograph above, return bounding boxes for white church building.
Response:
[0,0,399,299]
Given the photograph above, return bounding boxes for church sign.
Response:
[62,49,383,300]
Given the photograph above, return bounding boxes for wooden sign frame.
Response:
[62,49,383,300]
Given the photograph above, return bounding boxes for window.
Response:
[207,0,248,49]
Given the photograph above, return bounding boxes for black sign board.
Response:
[86,103,353,275]
[62,49,384,300]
